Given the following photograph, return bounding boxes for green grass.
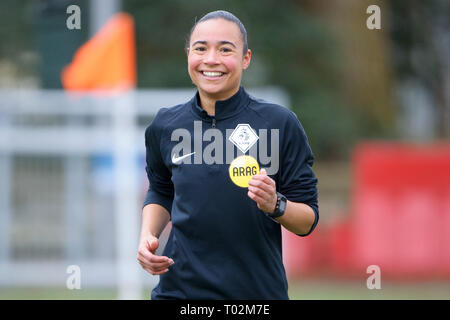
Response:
[288,279,450,300]
[0,287,119,300]
[1,280,449,300]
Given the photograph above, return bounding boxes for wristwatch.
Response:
[267,192,287,219]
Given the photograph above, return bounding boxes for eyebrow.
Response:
[192,40,237,48]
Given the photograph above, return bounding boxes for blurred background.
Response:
[0,0,449,299]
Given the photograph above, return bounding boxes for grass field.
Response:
[288,279,450,300]
[1,280,449,300]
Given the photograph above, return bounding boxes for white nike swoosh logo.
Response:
[172,152,196,164]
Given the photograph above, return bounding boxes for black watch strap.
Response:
[268,192,287,218]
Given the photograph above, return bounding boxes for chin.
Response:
[198,84,227,96]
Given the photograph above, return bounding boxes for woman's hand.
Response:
[247,169,278,214]
[137,234,174,276]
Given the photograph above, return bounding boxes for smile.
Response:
[201,71,225,78]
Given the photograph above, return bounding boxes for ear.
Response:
[186,47,190,57]
[242,49,252,70]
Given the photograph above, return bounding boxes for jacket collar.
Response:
[191,86,248,120]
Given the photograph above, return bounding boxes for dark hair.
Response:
[186,10,248,55]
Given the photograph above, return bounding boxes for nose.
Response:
[204,48,219,65]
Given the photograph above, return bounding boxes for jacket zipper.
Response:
[211,117,216,128]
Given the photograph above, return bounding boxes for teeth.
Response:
[202,71,223,77]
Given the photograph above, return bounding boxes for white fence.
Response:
[0,87,289,299]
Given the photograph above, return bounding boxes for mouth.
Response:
[200,71,226,79]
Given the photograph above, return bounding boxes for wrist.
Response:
[267,194,278,214]
[139,230,154,241]
[267,192,287,219]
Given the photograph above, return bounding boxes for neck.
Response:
[198,92,216,116]
[198,87,240,116]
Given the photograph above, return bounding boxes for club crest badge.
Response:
[228,124,259,154]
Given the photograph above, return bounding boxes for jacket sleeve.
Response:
[142,112,174,215]
[278,111,319,236]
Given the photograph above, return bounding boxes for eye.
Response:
[194,46,206,52]
[220,47,232,53]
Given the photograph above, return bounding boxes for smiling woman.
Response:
[138,10,319,300]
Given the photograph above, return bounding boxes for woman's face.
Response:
[187,18,251,101]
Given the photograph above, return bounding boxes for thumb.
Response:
[260,168,267,175]
[147,237,159,252]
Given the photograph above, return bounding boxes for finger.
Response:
[138,249,173,265]
[248,185,272,200]
[143,266,169,276]
[260,168,267,175]
[147,238,159,252]
[141,261,172,272]
[138,254,173,270]
[248,190,266,204]
[248,179,275,195]
[149,254,174,264]
[138,248,160,263]
[149,257,174,270]
[250,174,275,187]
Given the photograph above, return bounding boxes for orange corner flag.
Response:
[61,13,136,91]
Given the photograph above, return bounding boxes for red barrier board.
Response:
[283,142,450,280]
[350,143,450,278]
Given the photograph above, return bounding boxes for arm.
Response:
[248,169,316,235]
[249,110,319,236]
[137,116,175,275]
[140,203,171,240]
[137,204,174,275]
[275,200,315,236]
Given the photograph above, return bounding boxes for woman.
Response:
[137,10,318,299]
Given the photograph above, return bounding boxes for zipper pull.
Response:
[211,117,216,128]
